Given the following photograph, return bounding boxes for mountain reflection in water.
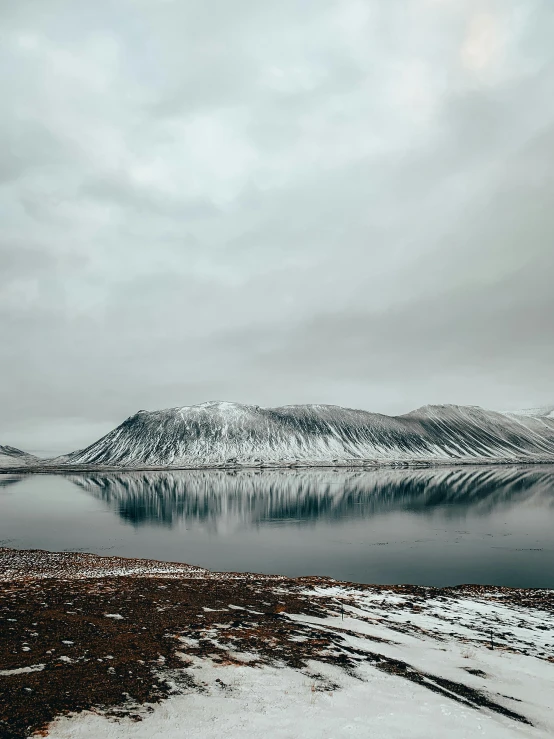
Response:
[0,475,24,491]
[66,466,554,529]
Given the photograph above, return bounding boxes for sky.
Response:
[1,0,553,455]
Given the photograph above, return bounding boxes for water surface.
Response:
[1,466,553,587]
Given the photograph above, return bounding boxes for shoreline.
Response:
[2,457,554,474]
[2,546,554,593]
[1,547,553,738]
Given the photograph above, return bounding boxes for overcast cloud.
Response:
[1,0,553,454]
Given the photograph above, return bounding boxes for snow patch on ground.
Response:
[0,663,45,676]
[47,658,543,739]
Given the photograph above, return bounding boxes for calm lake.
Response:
[1,466,553,587]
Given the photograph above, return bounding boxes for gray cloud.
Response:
[0,0,553,454]
[80,172,220,219]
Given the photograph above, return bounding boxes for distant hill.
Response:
[0,445,40,468]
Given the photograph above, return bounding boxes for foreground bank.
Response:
[1,548,553,738]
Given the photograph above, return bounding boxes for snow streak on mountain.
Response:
[52,401,554,468]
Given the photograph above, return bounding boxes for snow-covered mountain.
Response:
[52,401,554,468]
[0,445,39,469]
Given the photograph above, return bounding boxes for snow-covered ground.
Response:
[46,584,554,739]
[2,548,551,739]
[47,657,542,739]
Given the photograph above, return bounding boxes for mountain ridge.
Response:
[2,401,554,470]
[49,401,554,468]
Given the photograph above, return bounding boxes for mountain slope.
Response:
[55,401,554,468]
